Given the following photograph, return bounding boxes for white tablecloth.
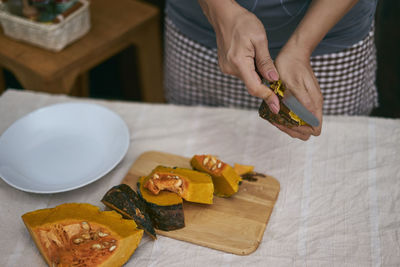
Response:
[0,89,399,267]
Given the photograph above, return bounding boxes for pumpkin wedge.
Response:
[233,163,255,176]
[258,80,308,127]
[137,166,185,231]
[22,203,143,267]
[101,183,156,239]
[191,155,242,197]
[144,166,214,204]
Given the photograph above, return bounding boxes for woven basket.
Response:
[0,0,90,52]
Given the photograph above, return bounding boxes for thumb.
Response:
[237,59,280,114]
[252,36,280,113]
[253,36,279,83]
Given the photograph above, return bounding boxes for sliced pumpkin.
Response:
[137,166,185,231]
[191,155,242,197]
[258,80,308,127]
[144,166,214,204]
[21,203,143,267]
[233,163,255,176]
[101,183,156,239]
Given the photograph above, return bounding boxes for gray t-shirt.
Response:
[166,0,377,58]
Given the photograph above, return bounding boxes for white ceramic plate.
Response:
[0,102,130,193]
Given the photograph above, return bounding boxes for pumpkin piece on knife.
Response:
[144,166,214,205]
[258,80,308,127]
[137,166,185,231]
[190,155,242,197]
[21,203,143,267]
[101,183,157,239]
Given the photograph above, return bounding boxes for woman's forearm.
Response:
[198,0,243,32]
[285,0,359,58]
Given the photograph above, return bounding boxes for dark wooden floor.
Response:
[3,0,399,118]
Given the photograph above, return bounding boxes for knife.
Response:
[282,90,320,127]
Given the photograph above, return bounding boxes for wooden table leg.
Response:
[0,67,5,95]
[70,73,90,97]
[132,17,165,103]
[11,68,82,96]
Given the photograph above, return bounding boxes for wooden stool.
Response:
[0,0,164,102]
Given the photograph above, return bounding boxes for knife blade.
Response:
[282,90,320,127]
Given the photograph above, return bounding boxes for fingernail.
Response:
[269,102,279,114]
[267,70,279,81]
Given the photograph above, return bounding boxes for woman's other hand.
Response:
[269,0,359,140]
[274,44,323,141]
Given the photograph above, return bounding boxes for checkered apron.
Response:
[164,18,378,115]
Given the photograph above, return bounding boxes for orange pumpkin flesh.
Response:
[190,155,242,197]
[144,167,214,205]
[233,163,255,176]
[22,203,143,267]
[144,171,187,196]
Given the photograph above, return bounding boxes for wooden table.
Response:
[1,90,400,266]
[0,0,164,101]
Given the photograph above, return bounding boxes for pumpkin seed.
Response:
[81,222,90,230]
[81,233,91,240]
[98,231,108,237]
[73,238,83,244]
[175,179,182,187]
[91,243,102,249]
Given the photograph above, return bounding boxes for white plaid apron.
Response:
[164,18,378,115]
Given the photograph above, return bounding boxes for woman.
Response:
[164,0,378,140]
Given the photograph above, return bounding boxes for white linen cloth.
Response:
[0,89,399,267]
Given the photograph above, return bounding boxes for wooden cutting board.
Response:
[121,151,280,255]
